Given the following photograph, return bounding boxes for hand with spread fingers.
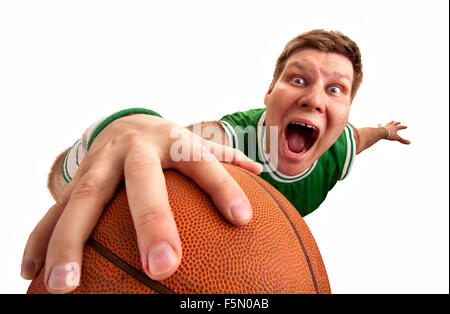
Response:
[379,121,411,145]
[21,113,262,294]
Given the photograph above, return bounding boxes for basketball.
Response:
[27,163,331,294]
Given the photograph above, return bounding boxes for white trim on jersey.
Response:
[257,111,317,183]
[61,117,104,182]
[220,120,238,149]
[339,124,356,181]
[62,140,84,182]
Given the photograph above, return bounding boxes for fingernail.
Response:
[148,242,177,276]
[48,262,80,290]
[256,163,263,173]
[20,259,36,279]
[231,199,251,221]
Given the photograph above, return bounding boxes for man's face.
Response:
[264,49,354,176]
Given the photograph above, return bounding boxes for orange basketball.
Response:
[27,163,331,294]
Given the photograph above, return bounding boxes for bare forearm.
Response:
[350,120,410,155]
[354,127,388,154]
[186,121,227,145]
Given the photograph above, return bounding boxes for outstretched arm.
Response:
[349,121,411,155]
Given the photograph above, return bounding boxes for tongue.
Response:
[287,127,309,154]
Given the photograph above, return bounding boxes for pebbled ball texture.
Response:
[28,163,331,294]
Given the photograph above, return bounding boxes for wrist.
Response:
[61,107,163,183]
[86,108,163,151]
[380,126,390,139]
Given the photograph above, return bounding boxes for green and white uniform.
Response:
[62,107,356,217]
[221,108,356,217]
[61,108,162,183]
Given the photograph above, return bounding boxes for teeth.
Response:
[291,121,317,130]
[292,148,308,156]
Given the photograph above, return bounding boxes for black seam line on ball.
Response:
[234,166,319,294]
[87,237,175,294]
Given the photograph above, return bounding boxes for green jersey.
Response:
[62,107,355,218]
[221,108,356,217]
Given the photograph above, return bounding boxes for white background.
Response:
[0,0,448,294]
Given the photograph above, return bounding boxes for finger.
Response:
[398,137,411,144]
[397,125,408,130]
[176,149,253,226]
[394,121,401,126]
[20,152,97,280]
[43,158,123,294]
[21,201,67,280]
[124,148,182,281]
[204,140,263,174]
[233,159,263,175]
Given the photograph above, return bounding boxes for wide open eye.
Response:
[292,77,305,85]
[328,86,342,94]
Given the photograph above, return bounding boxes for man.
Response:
[21,29,410,293]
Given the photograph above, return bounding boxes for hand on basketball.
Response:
[21,114,262,294]
[379,121,411,145]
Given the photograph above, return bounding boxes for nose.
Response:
[298,85,326,113]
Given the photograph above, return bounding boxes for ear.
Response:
[264,81,274,106]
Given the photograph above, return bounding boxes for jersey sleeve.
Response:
[220,108,265,150]
[339,124,357,180]
[220,119,238,149]
[326,123,357,182]
[61,108,163,183]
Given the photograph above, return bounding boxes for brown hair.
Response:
[273,29,363,100]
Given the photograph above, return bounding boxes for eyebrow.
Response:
[285,61,352,83]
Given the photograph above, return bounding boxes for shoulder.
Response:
[323,124,357,181]
[220,108,266,127]
[220,108,266,149]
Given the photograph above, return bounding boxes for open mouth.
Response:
[284,121,319,155]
